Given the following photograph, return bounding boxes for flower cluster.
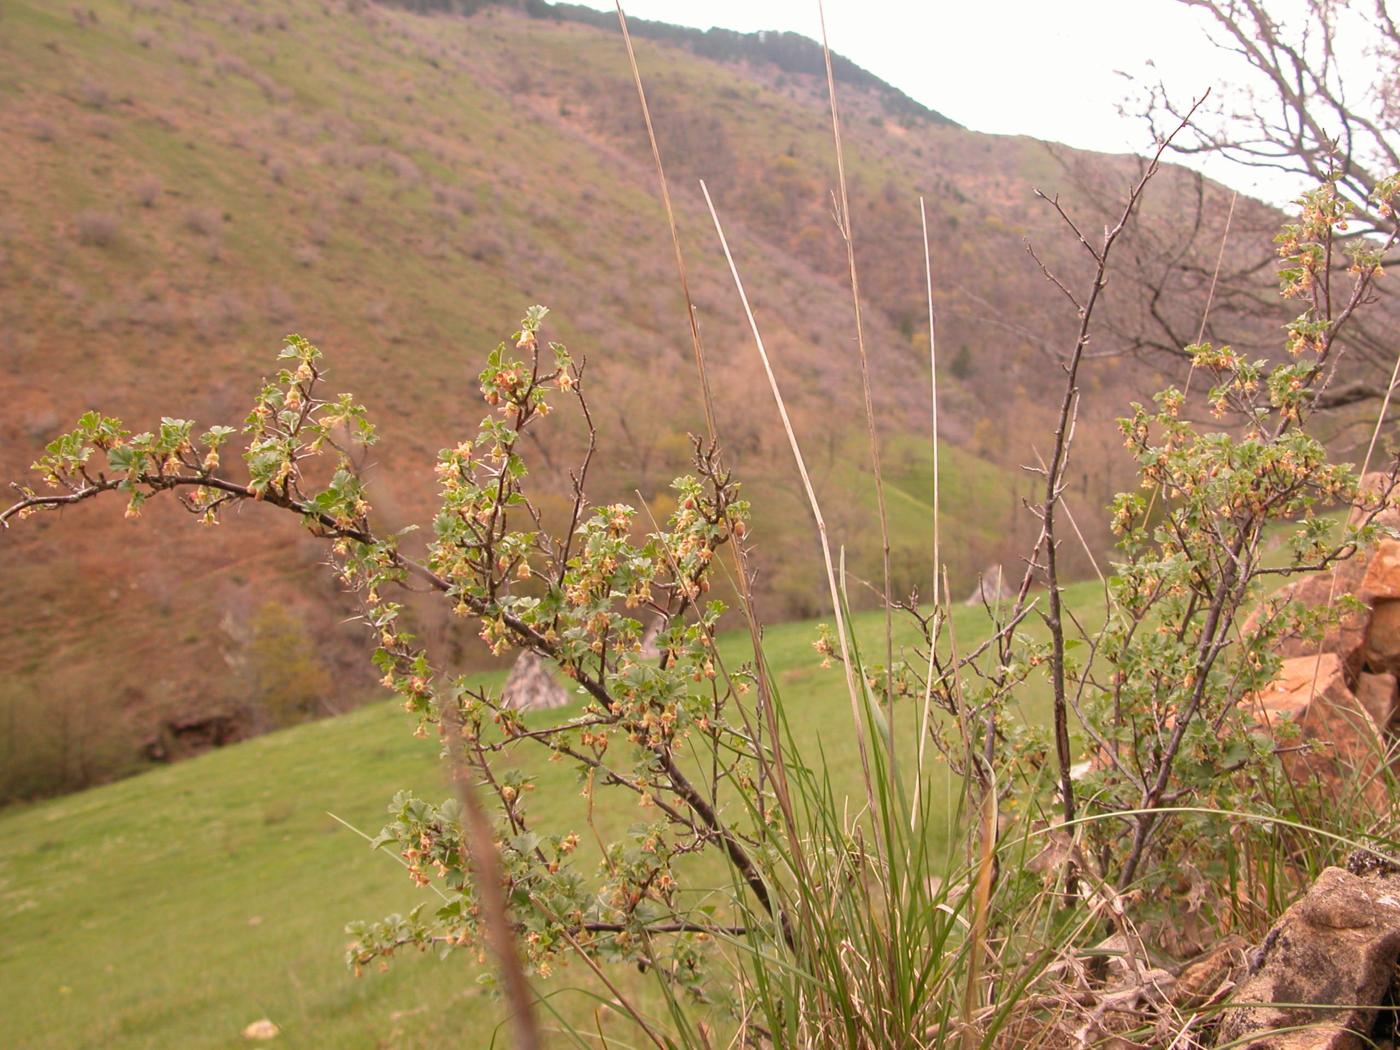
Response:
[320,311,756,995]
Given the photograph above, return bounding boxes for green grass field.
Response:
[0,583,1104,1050]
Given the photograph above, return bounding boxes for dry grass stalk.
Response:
[441,710,543,1050]
[614,1,717,444]
[817,0,896,744]
[613,4,812,925]
[914,196,943,827]
[700,179,878,816]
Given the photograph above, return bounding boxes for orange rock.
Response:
[1242,563,1367,678]
[1363,599,1400,677]
[1359,540,1400,602]
[1355,671,1399,735]
[1251,654,1387,807]
[1348,471,1400,534]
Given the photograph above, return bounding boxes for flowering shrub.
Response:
[7,176,1400,1044]
[7,305,773,1007]
[1077,176,1400,899]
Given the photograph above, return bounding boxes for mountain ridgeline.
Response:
[384,0,958,124]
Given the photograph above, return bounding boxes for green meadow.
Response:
[0,584,1103,1049]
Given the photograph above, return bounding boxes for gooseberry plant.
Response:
[3,305,792,997]
[830,172,1400,968]
[0,290,1038,1045]
[1079,174,1400,903]
[7,173,1400,1046]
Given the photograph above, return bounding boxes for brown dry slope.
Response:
[0,0,1279,798]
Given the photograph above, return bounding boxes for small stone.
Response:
[638,615,664,661]
[242,1019,279,1041]
[964,564,1013,606]
[1170,935,1247,1010]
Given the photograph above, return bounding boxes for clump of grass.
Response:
[85,115,117,140]
[133,176,163,208]
[182,206,222,237]
[73,210,120,248]
[76,80,110,109]
[28,117,57,143]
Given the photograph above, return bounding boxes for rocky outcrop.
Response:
[1241,484,1400,801]
[1356,672,1399,737]
[1357,542,1400,691]
[1242,558,1369,678]
[1215,864,1400,1048]
[143,710,249,762]
[1249,655,1388,807]
[965,564,1013,606]
[501,651,570,712]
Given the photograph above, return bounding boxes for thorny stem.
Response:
[1031,96,1209,855]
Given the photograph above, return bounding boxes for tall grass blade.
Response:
[614,2,718,443]
[816,0,896,747]
[700,179,878,816]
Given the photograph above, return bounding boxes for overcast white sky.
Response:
[580,0,1314,205]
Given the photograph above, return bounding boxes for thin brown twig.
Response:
[1031,93,1208,885]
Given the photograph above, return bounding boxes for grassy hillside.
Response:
[0,585,1105,1049]
[0,0,1273,798]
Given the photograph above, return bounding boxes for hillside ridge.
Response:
[0,0,1272,802]
[383,0,958,124]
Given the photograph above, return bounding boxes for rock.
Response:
[1359,541,1400,602]
[964,564,1013,606]
[143,710,248,762]
[1363,599,1400,677]
[638,615,664,662]
[1249,654,1386,806]
[500,651,569,712]
[1242,563,1368,679]
[1215,866,1400,1048]
[242,1018,279,1041]
[1355,672,1399,735]
[1171,935,1248,1010]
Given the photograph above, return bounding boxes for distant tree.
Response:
[1128,0,1400,408]
[226,601,334,729]
[1141,0,1399,233]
